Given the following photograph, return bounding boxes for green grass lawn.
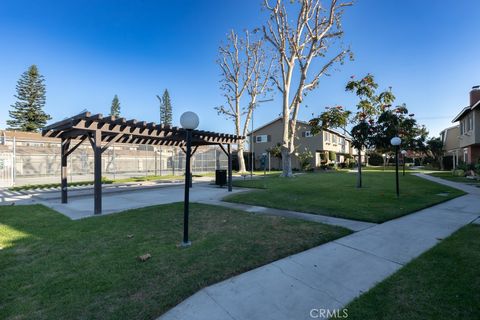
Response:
[345,224,480,319]
[0,204,349,320]
[112,174,184,183]
[226,172,465,223]
[9,178,114,191]
[428,171,480,185]
[11,175,188,191]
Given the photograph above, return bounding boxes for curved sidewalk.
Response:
[160,175,480,320]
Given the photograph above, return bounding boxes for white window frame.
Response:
[324,132,331,144]
[256,135,268,143]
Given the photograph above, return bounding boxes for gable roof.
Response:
[439,124,460,135]
[452,106,471,122]
[249,116,352,141]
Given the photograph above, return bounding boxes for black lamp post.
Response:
[390,137,401,198]
[401,149,407,176]
[180,111,199,247]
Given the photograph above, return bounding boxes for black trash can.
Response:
[215,169,227,186]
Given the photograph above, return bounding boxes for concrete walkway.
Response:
[199,199,376,232]
[160,176,480,320]
[413,172,480,195]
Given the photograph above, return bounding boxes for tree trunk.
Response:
[237,144,246,173]
[281,147,293,177]
[356,149,362,188]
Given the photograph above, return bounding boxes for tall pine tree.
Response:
[110,94,121,117]
[156,89,172,125]
[7,65,51,132]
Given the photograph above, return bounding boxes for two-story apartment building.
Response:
[452,85,480,163]
[248,117,355,170]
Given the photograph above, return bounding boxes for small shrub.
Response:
[328,151,336,162]
[368,153,383,166]
[297,149,314,171]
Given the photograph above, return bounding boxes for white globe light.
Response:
[401,149,407,155]
[390,136,401,146]
[180,111,199,130]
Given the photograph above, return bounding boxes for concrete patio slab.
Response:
[38,183,248,219]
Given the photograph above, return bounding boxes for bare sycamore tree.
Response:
[263,0,352,177]
[216,30,274,173]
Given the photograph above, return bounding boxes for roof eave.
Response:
[452,106,471,123]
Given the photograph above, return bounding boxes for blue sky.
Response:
[1,0,479,136]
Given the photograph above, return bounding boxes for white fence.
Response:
[0,153,14,187]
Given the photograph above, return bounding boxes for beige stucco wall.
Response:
[441,126,460,151]
[251,118,352,170]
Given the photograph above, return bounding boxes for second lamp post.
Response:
[401,149,407,176]
[390,137,401,198]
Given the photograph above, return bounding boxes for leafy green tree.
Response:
[374,104,419,152]
[157,89,173,125]
[426,137,444,169]
[373,104,429,168]
[110,94,121,117]
[310,74,395,187]
[7,65,51,132]
[266,143,282,159]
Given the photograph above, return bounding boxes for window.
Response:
[324,132,330,143]
[468,114,474,131]
[460,121,464,135]
[332,135,337,144]
[255,135,270,143]
[303,131,313,138]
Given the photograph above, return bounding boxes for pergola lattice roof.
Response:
[42,111,244,146]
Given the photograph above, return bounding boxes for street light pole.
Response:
[180,111,199,247]
[183,129,192,246]
[401,149,407,176]
[395,146,399,197]
[390,137,401,198]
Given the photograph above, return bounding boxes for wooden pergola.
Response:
[42,112,243,214]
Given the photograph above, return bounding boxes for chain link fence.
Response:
[0,136,228,186]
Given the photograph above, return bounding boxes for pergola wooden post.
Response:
[227,143,232,192]
[60,138,70,203]
[94,130,102,214]
[42,112,243,214]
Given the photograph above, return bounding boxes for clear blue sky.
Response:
[1,0,479,136]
